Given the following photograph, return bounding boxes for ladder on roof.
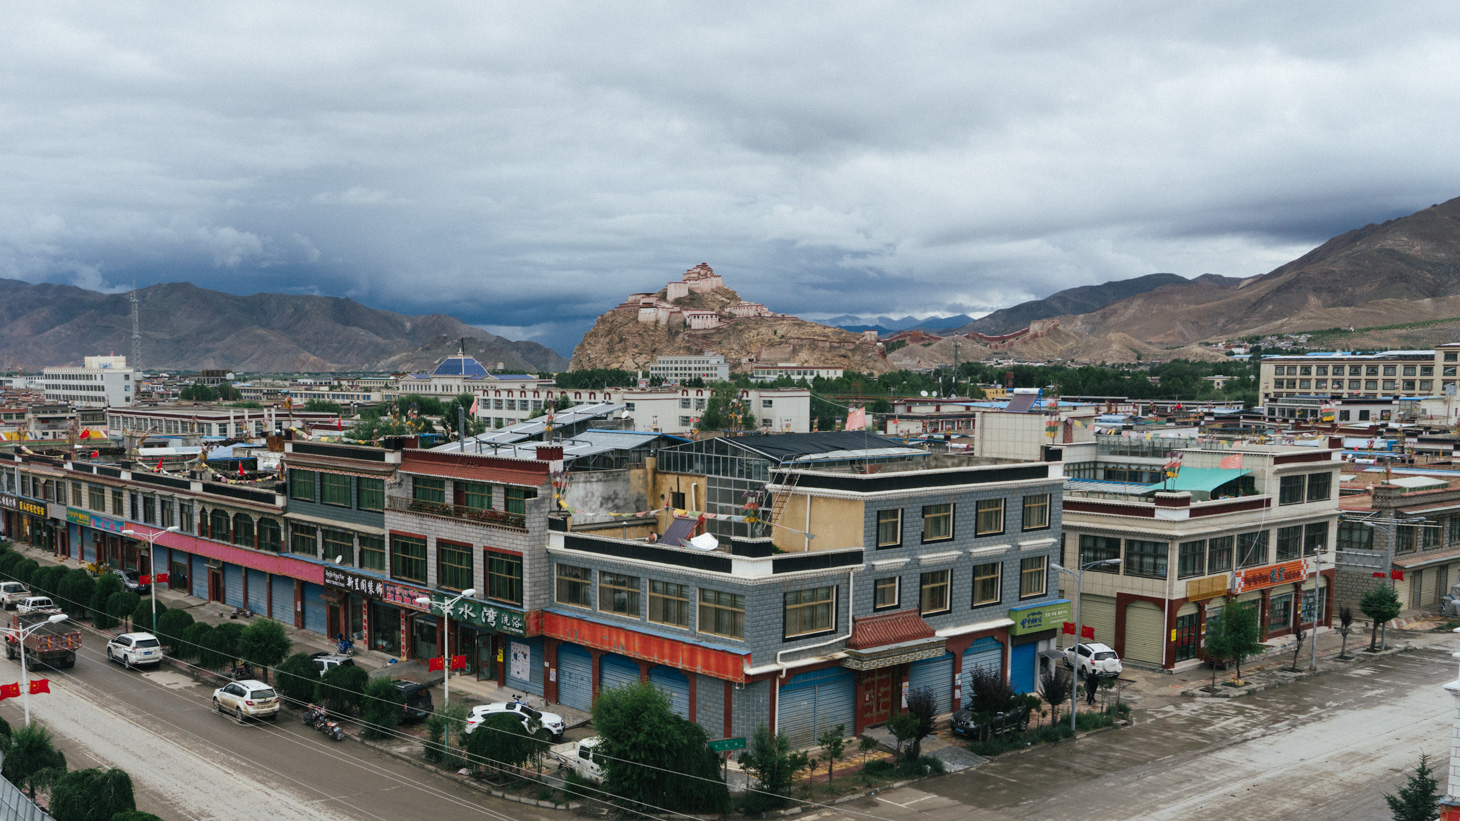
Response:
[769,469,801,527]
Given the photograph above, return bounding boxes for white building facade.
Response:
[40,356,135,408]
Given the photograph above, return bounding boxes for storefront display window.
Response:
[370,602,401,655]
[1269,593,1293,632]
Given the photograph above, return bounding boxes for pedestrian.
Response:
[1085,670,1099,705]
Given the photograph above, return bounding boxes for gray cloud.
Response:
[4,2,1460,355]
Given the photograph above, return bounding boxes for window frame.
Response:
[320,472,351,507]
[289,469,316,502]
[358,534,386,572]
[1275,525,1303,562]
[290,523,318,557]
[919,569,951,616]
[922,503,954,543]
[1123,539,1168,580]
[783,586,836,639]
[876,508,902,548]
[390,534,428,584]
[1278,475,1306,505]
[972,562,1001,607]
[598,572,642,617]
[873,577,900,611]
[698,589,746,639]
[555,564,593,608]
[1306,472,1332,503]
[1177,539,1206,579]
[412,477,445,504]
[356,477,385,512]
[975,498,1005,536]
[462,481,492,511]
[486,551,523,605]
[1078,534,1121,570]
[437,539,474,592]
[1236,530,1269,568]
[1019,556,1047,599]
[648,580,690,627]
[1021,494,1050,531]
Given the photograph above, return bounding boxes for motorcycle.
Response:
[303,704,344,741]
[335,634,355,656]
[227,662,255,681]
[303,703,327,727]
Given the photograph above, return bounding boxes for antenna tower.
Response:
[130,285,141,368]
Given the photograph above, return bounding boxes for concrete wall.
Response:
[563,470,647,525]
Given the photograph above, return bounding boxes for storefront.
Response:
[66,508,127,569]
[2,494,52,552]
[1007,599,1070,694]
[433,594,528,682]
[324,566,434,659]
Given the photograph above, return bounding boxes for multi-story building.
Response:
[40,356,136,408]
[104,406,339,443]
[749,365,845,382]
[1259,350,1438,405]
[647,353,730,384]
[1332,474,1460,615]
[619,386,811,435]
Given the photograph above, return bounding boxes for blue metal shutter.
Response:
[153,547,168,577]
[908,653,954,715]
[599,654,640,695]
[962,637,1004,696]
[779,668,854,748]
[506,637,544,696]
[83,535,97,564]
[302,582,327,635]
[224,564,245,608]
[246,569,268,615]
[1010,643,1038,694]
[649,666,690,719]
[270,576,293,623]
[191,555,207,599]
[556,645,593,712]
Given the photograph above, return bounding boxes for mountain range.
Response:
[0,280,567,374]
[824,314,976,334]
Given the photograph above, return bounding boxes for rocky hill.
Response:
[959,272,1194,336]
[0,280,567,373]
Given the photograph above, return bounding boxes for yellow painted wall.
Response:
[773,493,864,552]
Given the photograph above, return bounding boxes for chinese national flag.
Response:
[1061,622,1075,635]
[450,654,467,670]
[469,397,479,415]
[154,457,163,472]
[156,573,169,584]
[80,429,90,440]
[90,450,99,459]
[427,657,445,672]
[0,683,19,701]
[1392,569,1405,581]
[28,679,48,695]
[238,462,245,477]
[1373,572,1386,578]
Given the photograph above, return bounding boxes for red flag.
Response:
[238,462,245,477]
[1373,572,1386,578]
[90,450,98,459]
[0,683,19,701]
[156,572,169,584]
[427,657,445,672]
[469,397,479,415]
[140,574,151,585]
[1218,454,1243,470]
[1061,622,1075,635]
[336,417,343,431]
[1391,569,1405,581]
[80,429,90,440]
[450,654,467,670]
[154,457,163,472]
[28,679,48,695]
[1083,625,1095,639]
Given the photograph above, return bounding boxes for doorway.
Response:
[207,567,224,602]
[1174,612,1200,662]
[860,668,893,728]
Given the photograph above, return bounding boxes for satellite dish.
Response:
[920,391,929,397]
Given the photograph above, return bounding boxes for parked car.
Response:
[309,652,356,677]
[1064,642,1123,677]
[396,680,434,723]
[15,596,61,616]
[106,632,164,669]
[113,568,150,595]
[0,582,31,609]
[1442,582,1460,618]
[549,736,604,783]
[464,701,566,740]
[212,679,280,723]
[950,702,1031,739]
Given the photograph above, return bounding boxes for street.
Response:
[0,633,556,821]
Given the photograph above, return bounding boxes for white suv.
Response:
[1064,642,1123,677]
[213,679,280,723]
[465,701,566,740]
[106,632,164,669]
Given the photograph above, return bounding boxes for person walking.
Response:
[1084,670,1099,705]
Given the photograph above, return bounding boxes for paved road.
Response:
[822,647,1456,821]
[0,634,557,821]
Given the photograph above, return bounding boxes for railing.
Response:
[387,496,527,529]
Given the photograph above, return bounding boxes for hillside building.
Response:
[648,353,730,383]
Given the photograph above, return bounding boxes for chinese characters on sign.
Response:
[66,508,126,534]
[323,566,431,612]
[1233,559,1313,594]
[1,495,47,518]
[435,594,527,636]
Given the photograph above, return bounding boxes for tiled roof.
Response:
[847,608,937,651]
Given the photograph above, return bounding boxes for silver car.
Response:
[213,679,280,723]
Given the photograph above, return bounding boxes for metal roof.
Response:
[725,431,914,462]
[1138,467,1252,495]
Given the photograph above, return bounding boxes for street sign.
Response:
[707,737,746,753]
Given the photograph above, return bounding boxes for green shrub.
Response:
[155,608,194,653]
[180,622,213,662]
[11,559,39,586]
[967,734,1028,757]
[1075,711,1115,733]
[205,622,245,669]
[1033,723,1075,744]
[90,573,124,627]
[861,758,896,777]
[55,569,95,617]
[423,703,469,767]
[132,598,165,633]
[274,653,320,704]
[0,552,22,577]
[562,770,597,801]
[316,664,370,716]
[107,591,141,629]
[29,566,65,600]
[360,677,403,740]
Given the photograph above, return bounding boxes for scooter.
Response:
[335,634,355,656]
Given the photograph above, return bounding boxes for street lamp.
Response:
[1,613,69,726]
[122,526,180,634]
[1051,558,1121,733]
[416,588,477,745]
[1309,547,1327,672]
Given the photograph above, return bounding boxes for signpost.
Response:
[707,737,746,753]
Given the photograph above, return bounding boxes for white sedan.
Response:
[465,701,565,740]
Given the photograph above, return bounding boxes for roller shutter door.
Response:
[83,538,96,564]
[1010,643,1038,694]
[271,576,293,623]
[649,666,691,719]
[223,564,245,608]
[907,653,954,715]
[505,637,544,696]
[191,556,207,600]
[1124,601,1165,666]
[302,582,327,635]
[153,548,168,578]
[1074,595,1117,648]
[556,645,593,712]
[600,654,640,695]
[961,637,1003,697]
[246,569,268,615]
[778,667,855,748]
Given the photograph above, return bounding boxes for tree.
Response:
[179,383,217,402]
[111,814,164,821]
[464,713,538,773]
[56,570,96,620]
[0,722,67,800]
[1207,601,1263,682]
[30,565,66,600]
[237,619,293,682]
[12,558,39,586]
[1039,664,1072,725]
[1290,627,1306,672]
[886,711,921,759]
[1337,605,1355,659]
[817,725,847,783]
[130,598,164,634]
[316,664,370,716]
[423,702,469,767]
[180,622,213,662]
[206,621,246,669]
[0,550,23,577]
[592,681,726,814]
[1384,754,1440,821]
[106,592,141,630]
[274,653,322,704]
[303,399,343,415]
[90,573,125,628]
[697,382,751,432]
[738,724,809,813]
[966,665,1015,715]
[48,767,136,821]
[154,608,194,654]
[360,677,403,741]
[902,686,938,762]
[1361,586,1402,652]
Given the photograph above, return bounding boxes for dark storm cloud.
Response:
[4,2,1460,355]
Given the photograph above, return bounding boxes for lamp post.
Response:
[3,613,69,726]
[1052,558,1121,733]
[417,588,477,745]
[122,525,180,634]
[1309,547,1327,672]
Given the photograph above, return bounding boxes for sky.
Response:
[5,3,1460,357]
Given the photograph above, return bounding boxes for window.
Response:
[648,580,690,627]
[1022,494,1050,531]
[1208,536,1234,572]
[922,503,953,542]
[555,564,593,608]
[232,513,254,547]
[88,484,105,511]
[1278,475,1305,505]
[784,587,835,638]
[1237,531,1269,568]
[876,509,902,548]
[321,473,351,507]
[1269,593,1293,631]
[210,510,231,541]
[438,541,474,592]
[179,501,194,534]
[975,499,1004,536]
[1078,535,1121,570]
[506,486,529,515]
[284,523,315,556]
[919,569,951,615]
[141,494,156,525]
[289,469,316,502]
[413,477,445,504]
[1306,472,1331,502]
[357,477,384,512]
[1276,526,1302,562]
[1396,525,1416,553]
[972,562,1001,606]
[1337,520,1372,551]
[1124,539,1167,579]
[391,535,427,583]
[1178,540,1205,579]
[258,518,282,553]
[462,481,492,511]
[699,589,746,639]
[486,552,523,604]
[1019,556,1047,598]
[1304,523,1326,556]
[1451,516,1460,545]
[599,572,641,616]
[160,499,174,529]
[358,535,386,572]
[873,577,900,611]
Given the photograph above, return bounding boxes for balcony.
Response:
[387,496,526,530]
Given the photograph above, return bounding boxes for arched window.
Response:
[232,513,255,547]
[258,518,282,553]
[210,510,231,542]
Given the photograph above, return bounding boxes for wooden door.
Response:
[208,567,224,602]
[860,668,893,727]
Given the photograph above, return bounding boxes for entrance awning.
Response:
[841,609,945,671]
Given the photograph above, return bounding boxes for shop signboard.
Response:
[433,594,527,636]
[1233,558,1313,594]
[323,566,431,612]
[66,508,126,534]
[4,495,48,518]
[1185,575,1228,602]
[0,494,13,511]
[1009,599,1071,636]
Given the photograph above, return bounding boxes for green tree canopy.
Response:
[48,767,136,821]
[56,569,96,618]
[90,572,125,627]
[463,712,539,772]
[360,677,404,741]
[1361,585,1402,651]
[0,722,67,800]
[316,664,370,716]
[1206,600,1264,680]
[303,399,343,415]
[274,652,322,704]
[237,619,294,681]
[154,608,194,653]
[1385,754,1440,821]
[592,681,727,814]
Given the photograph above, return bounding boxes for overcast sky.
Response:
[5,3,1460,355]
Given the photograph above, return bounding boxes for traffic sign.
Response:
[707,737,746,753]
